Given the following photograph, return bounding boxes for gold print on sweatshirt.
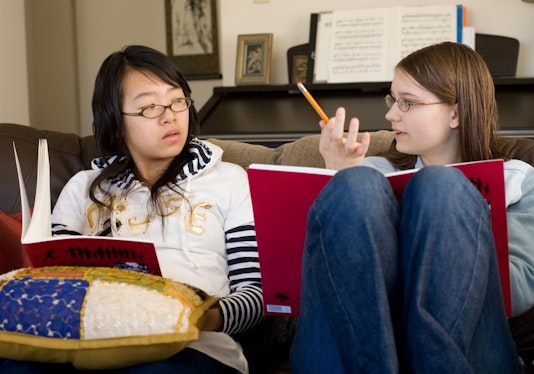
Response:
[161,196,183,217]
[127,215,152,235]
[126,195,182,234]
[86,196,116,229]
[86,193,209,235]
[86,203,99,229]
[185,202,213,235]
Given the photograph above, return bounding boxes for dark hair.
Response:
[90,45,200,212]
[382,42,509,170]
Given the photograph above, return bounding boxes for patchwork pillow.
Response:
[0,266,218,370]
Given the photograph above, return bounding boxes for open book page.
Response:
[328,7,393,83]
[13,142,32,239]
[248,159,510,317]
[395,5,459,61]
[13,139,162,276]
[320,4,460,83]
[14,139,51,241]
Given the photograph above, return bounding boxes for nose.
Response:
[160,106,175,124]
[385,104,398,123]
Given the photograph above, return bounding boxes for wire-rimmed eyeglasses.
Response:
[384,94,445,112]
[122,97,193,119]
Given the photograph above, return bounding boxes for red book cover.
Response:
[248,159,510,317]
[22,237,161,276]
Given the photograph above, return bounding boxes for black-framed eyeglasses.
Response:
[122,97,193,119]
[384,94,444,112]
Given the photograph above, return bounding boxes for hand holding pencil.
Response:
[296,82,371,171]
[296,82,330,124]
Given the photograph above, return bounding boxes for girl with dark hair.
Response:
[290,42,534,372]
[1,45,263,373]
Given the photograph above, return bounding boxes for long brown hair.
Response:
[383,42,507,170]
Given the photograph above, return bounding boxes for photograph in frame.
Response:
[235,33,273,85]
[287,43,309,84]
[165,0,222,80]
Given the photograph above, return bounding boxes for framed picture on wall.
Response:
[165,0,222,80]
[235,33,273,85]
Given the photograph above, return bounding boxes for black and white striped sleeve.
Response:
[219,223,266,335]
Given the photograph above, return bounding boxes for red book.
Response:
[247,160,510,317]
[21,236,162,276]
[14,139,162,276]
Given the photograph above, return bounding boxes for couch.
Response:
[1,122,534,372]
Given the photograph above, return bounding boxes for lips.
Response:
[392,127,405,136]
[163,129,180,139]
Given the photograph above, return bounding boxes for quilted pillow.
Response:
[0,266,217,370]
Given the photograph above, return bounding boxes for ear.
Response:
[449,103,460,129]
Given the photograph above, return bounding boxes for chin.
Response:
[395,143,416,156]
[160,146,184,160]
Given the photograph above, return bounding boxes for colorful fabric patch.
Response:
[0,276,87,338]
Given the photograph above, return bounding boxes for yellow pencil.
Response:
[296,82,330,123]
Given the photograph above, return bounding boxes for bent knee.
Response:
[330,166,388,195]
[404,166,484,207]
[315,166,395,215]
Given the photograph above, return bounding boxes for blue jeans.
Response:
[290,166,522,373]
[0,348,234,373]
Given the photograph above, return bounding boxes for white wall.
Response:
[0,0,29,125]
[25,0,79,133]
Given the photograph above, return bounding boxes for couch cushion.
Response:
[207,138,279,169]
[276,135,324,168]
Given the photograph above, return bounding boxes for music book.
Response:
[14,139,162,275]
[247,160,511,317]
[309,4,465,83]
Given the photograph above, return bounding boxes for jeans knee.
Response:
[410,165,461,188]
[313,166,397,225]
[402,166,487,218]
[406,166,475,201]
[329,166,390,202]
